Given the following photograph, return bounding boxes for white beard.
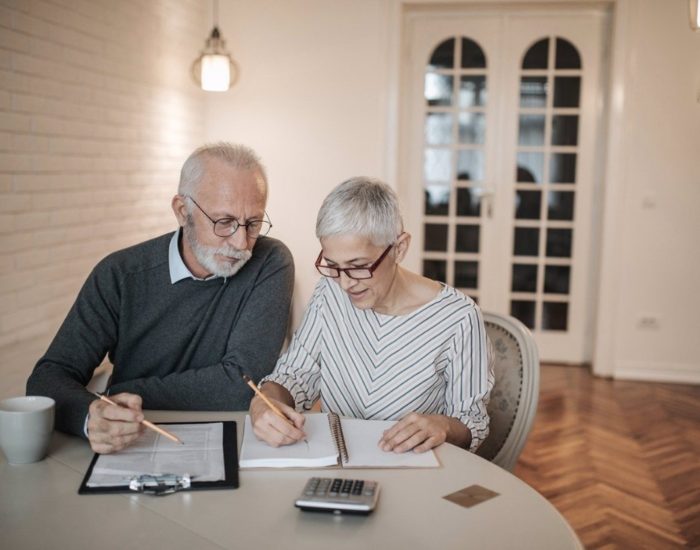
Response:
[184,219,253,278]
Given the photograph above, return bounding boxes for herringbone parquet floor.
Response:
[514,365,700,549]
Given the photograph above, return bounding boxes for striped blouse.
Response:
[263,277,494,451]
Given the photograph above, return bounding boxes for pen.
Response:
[242,374,308,445]
[93,393,184,445]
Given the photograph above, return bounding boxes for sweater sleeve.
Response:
[107,241,294,411]
[261,279,327,411]
[445,304,495,452]
[26,259,120,437]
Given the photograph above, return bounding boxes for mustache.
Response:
[214,245,252,260]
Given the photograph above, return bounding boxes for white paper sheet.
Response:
[341,418,439,468]
[86,422,225,487]
[239,414,339,468]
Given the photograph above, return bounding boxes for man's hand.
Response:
[250,395,306,447]
[87,393,145,454]
[378,413,451,453]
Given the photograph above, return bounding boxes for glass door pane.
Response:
[421,36,488,303]
[509,36,581,332]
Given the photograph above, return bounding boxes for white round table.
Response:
[0,411,581,550]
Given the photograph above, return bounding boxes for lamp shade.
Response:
[191,27,239,92]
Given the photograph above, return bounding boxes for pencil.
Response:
[94,393,184,445]
[242,374,307,444]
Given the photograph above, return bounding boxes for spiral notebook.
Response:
[239,412,439,469]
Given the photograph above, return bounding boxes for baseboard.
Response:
[614,361,700,385]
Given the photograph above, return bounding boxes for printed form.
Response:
[86,423,225,487]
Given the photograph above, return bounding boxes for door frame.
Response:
[387,0,615,365]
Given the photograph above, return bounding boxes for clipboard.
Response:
[78,421,239,495]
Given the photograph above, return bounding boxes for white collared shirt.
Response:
[168,228,220,283]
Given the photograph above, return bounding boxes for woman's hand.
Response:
[379,412,470,453]
[249,395,306,447]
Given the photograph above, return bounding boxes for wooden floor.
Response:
[513,365,700,549]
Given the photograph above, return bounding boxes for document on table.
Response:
[86,422,225,487]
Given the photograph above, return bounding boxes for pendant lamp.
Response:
[191,0,239,92]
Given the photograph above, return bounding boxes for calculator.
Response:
[294,477,380,515]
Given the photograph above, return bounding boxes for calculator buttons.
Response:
[303,478,320,496]
[340,479,353,497]
[363,481,377,496]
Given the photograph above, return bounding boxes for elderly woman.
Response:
[250,177,493,453]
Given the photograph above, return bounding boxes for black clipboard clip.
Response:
[128,473,192,496]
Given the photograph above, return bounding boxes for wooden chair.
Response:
[476,312,540,471]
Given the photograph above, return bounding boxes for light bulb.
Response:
[201,55,231,92]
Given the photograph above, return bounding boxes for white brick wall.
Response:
[0,0,207,397]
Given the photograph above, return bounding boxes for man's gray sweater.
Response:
[26,232,294,437]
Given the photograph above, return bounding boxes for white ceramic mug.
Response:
[0,396,55,464]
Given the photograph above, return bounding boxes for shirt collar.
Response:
[168,228,219,284]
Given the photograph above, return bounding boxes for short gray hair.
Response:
[178,142,268,199]
[316,177,403,247]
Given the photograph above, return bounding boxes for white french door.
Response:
[399,6,608,363]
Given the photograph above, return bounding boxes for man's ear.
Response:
[172,195,188,227]
[394,232,411,263]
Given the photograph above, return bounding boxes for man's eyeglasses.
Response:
[315,244,394,280]
[185,196,272,239]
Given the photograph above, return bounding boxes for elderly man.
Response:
[27,143,294,454]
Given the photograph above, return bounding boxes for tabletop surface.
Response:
[0,411,582,550]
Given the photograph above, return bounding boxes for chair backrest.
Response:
[476,312,540,471]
